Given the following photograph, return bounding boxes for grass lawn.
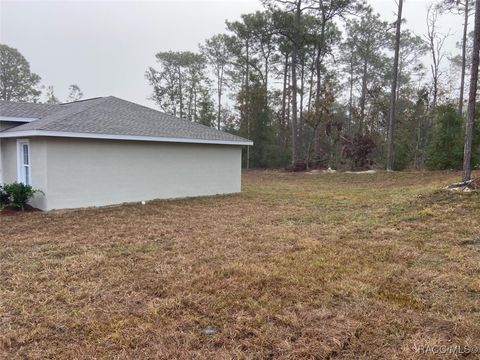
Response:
[1,170,480,359]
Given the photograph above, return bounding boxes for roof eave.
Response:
[0,116,38,123]
[0,130,253,146]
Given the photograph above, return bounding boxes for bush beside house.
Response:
[0,183,43,211]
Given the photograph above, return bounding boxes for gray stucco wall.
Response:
[0,122,27,186]
[0,138,17,183]
[2,137,242,210]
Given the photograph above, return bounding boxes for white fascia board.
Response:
[0,116,38,122]
[0,130,254,146]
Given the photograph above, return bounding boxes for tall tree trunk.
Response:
[396,58,403,99]
[291,47,299,165]
[348,54,355,129]
[307,46,316,113]
[359,56,368,134]
[217,66,223,130]
[187,86,193,120]
[432,63,438,108]
[286,68,291,150]
[313,126,321,165]
[426,4,440,109]
[281,53,289,140]
[314,0,326,106]
[387,0,403,171]
[178,67,183,118]
[264,59,269,91]
[290,1,301,165]
[313,14,326,162]
[313,45,323,165]
[414,122,420,168]
[245,40,250,169]
[299,60,305,156]
[463,0,480,181]
[193,88,197,122]
[459,0,469,115]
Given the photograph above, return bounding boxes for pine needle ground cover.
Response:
[1,170,479,359]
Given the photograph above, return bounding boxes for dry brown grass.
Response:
[1,170,480,359]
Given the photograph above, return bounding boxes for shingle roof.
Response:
[0,97,251,145]
[0,101,62,118]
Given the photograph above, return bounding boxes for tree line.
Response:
[145,0,480,176]
[0,44,83,104]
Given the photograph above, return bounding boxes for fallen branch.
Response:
[445,177,480,191]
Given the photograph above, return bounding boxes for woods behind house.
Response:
[144,0,479,171]
[2,0,479,172]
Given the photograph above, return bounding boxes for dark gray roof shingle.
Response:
[0,97,251,144]
[0,101,62,118]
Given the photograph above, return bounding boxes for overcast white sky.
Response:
[0,0,463,107]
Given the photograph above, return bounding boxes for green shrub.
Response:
[0,185,11,207]
[2,183,43,210]
[426,105,465,170]
[426,104,480,170]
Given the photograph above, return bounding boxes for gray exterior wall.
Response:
[1,136,242,210]
[1,137,50,210]
[0,122,28,187]
[0,138,17,184]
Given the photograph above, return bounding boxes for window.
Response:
[17,140,31,185]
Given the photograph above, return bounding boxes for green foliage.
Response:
[0,44,41,102]
[141,4,472,170]
[67,84,83,102]
[197,89,216,127]
[0,185,11,207]
[426,105,467,170]
[146,51,209,121]
[392,137,413,171]
[2,183,43,210]
[392,89,431,170]
[200,34,232,129]
[250,110,273,167]
[45,85,60,104]
[237,83,286,168]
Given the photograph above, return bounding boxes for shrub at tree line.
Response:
[426,105,480,170]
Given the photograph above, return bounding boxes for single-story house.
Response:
[0,96,252,210]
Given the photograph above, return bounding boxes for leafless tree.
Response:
[425,4,450,108]
[437,0,474,114]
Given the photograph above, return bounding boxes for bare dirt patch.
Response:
[0,204,40,217]
[1,170,479,359]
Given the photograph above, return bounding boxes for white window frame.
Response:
[16,139,32,185]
